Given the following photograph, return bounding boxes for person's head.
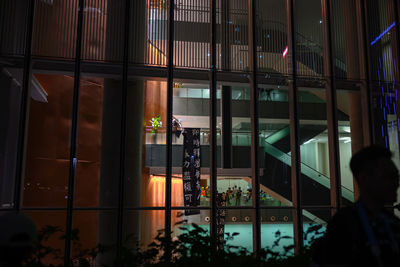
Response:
[0,213,36,265]
[350,145,399,205]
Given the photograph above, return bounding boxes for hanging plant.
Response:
[150,115,162,133]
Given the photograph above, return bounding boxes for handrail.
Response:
[264,142,354,202]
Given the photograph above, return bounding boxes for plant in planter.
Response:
[150,115,162,133]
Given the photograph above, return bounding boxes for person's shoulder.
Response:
[331,206,358,220]
[327,206,359,229]
[382,209,400,227]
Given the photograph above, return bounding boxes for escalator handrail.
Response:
[264,141,354,202]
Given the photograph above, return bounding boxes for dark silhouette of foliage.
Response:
[23,222,324,266]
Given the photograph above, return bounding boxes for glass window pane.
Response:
[125,79,167,208]
[221,208,254,252]
[72,210,117,265]
[258,82,293,207]
[23,73,74,207]
[295,0,324,78]
[174,0,210,69]
[24,211,67,265]
[217,0,249,71]
[261,208,293,254]
[123,210,165,249]
[256,0,289,76]
[171,209,210,239]
[145,0,167,66]
[32,0,79,59]
[331,0,360,80]
[0,0,29,56]
[172,79,210,208]
[298,86,331,206]
[81,0,125,62]
[0,67,23,208]
[75,67,123,208]
[302,208,329,247]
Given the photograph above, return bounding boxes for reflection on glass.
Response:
[0,67,22,208]
[74,75,123,208]
[23,74,74,207]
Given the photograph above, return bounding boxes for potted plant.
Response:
[150,115,162,144]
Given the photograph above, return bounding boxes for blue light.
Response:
[371,22,396,46]
[378,69,381,85]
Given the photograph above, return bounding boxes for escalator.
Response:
[260,124,354,222]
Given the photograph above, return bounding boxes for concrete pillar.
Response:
[97,0,146,263]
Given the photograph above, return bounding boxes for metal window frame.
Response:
[209,0,218,241]
[321,0,342,214]
[13,0,392,258]
[286,0,304,253]
[64,0,85,264]
[248,0,261,253]
[14,0,36,211]
[115,0,132,254]
[165,0,175,240]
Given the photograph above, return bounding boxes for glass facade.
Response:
[1,0,400,264]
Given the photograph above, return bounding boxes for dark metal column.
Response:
[248,0,261,253]
[221,85,232,168]
[286,0,303,253]
[14,0,35,211]
[166,0,174,238]
[64,0,85,264]
[209,0,218,241]
[321,0,341,213]
[115,0,132,254]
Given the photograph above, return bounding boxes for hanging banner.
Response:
[182,128,201,215]
[216,193,226,249]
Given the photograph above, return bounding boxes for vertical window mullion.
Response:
[166,0,174,239]
[209,0,217,242]
[321,0,341,214]
[248,0,261,253]
[64,0,85,264]
[286,0,303,254]
[115,0,132,256]
[15,0,36,211]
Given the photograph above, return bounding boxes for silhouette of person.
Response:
[313,145,400,266]
[0,213,36,267]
